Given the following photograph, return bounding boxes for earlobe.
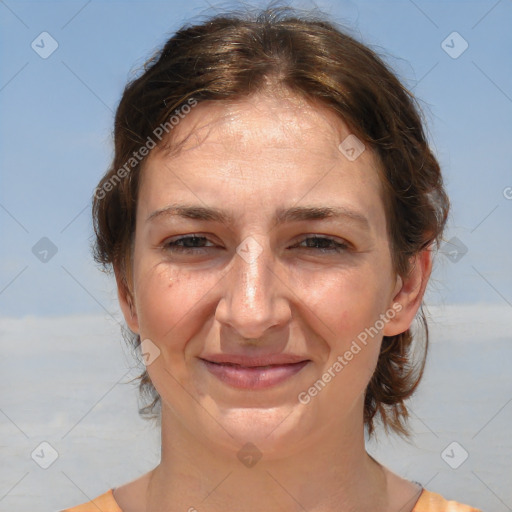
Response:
[383,249,432,337]
[392,274,403,300]
[115,271,140,334]
[127,296,135,318]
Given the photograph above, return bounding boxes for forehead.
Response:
[155,92,365,165]
[139,92,386,228]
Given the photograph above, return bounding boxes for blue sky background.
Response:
[1,0,511,317]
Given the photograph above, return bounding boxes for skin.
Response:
[113,90,432,512]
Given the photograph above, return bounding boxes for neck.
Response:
[146,400,390,512]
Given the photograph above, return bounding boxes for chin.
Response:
[202,402,318,459]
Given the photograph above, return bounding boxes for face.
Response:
[118,92,426,457]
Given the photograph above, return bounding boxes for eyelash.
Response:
[163,235,350,254]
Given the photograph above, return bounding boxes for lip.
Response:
[200,353,309,367]
[199,354,310,390]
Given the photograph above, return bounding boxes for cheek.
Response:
[301,265,393,389]
[133,262,207,348]
[305,275,387,405]
[302,265,392,340]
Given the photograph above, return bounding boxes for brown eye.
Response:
[294,236,349,253]
[164,235,214,253]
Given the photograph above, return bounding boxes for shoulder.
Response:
[59,485,482,512]
[60,489,122,512]
[413,488,482,512]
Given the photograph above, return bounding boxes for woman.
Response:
[63,6,481,512]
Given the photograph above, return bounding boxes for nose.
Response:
[215,236,292,340]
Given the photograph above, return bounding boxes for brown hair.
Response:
[92,6,449,438]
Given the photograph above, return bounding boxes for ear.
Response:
[383,248,432,337]
[115,269,140,334]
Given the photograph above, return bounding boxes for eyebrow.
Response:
[147,204,370,230]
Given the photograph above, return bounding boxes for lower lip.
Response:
[201,360,310,390]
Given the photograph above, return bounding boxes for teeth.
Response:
[223,363,274,369]
[242,364,274,369]
[205,359,307,370]
[210,361,299,369]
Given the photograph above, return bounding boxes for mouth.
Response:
[199,358,310,390]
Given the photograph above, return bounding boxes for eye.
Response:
[163,235,215,254]
[162,234,350,255]
[293,236,350,253]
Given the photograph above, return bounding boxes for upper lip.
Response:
[200,354,310,367]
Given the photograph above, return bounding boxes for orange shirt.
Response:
[61,488,482,511]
